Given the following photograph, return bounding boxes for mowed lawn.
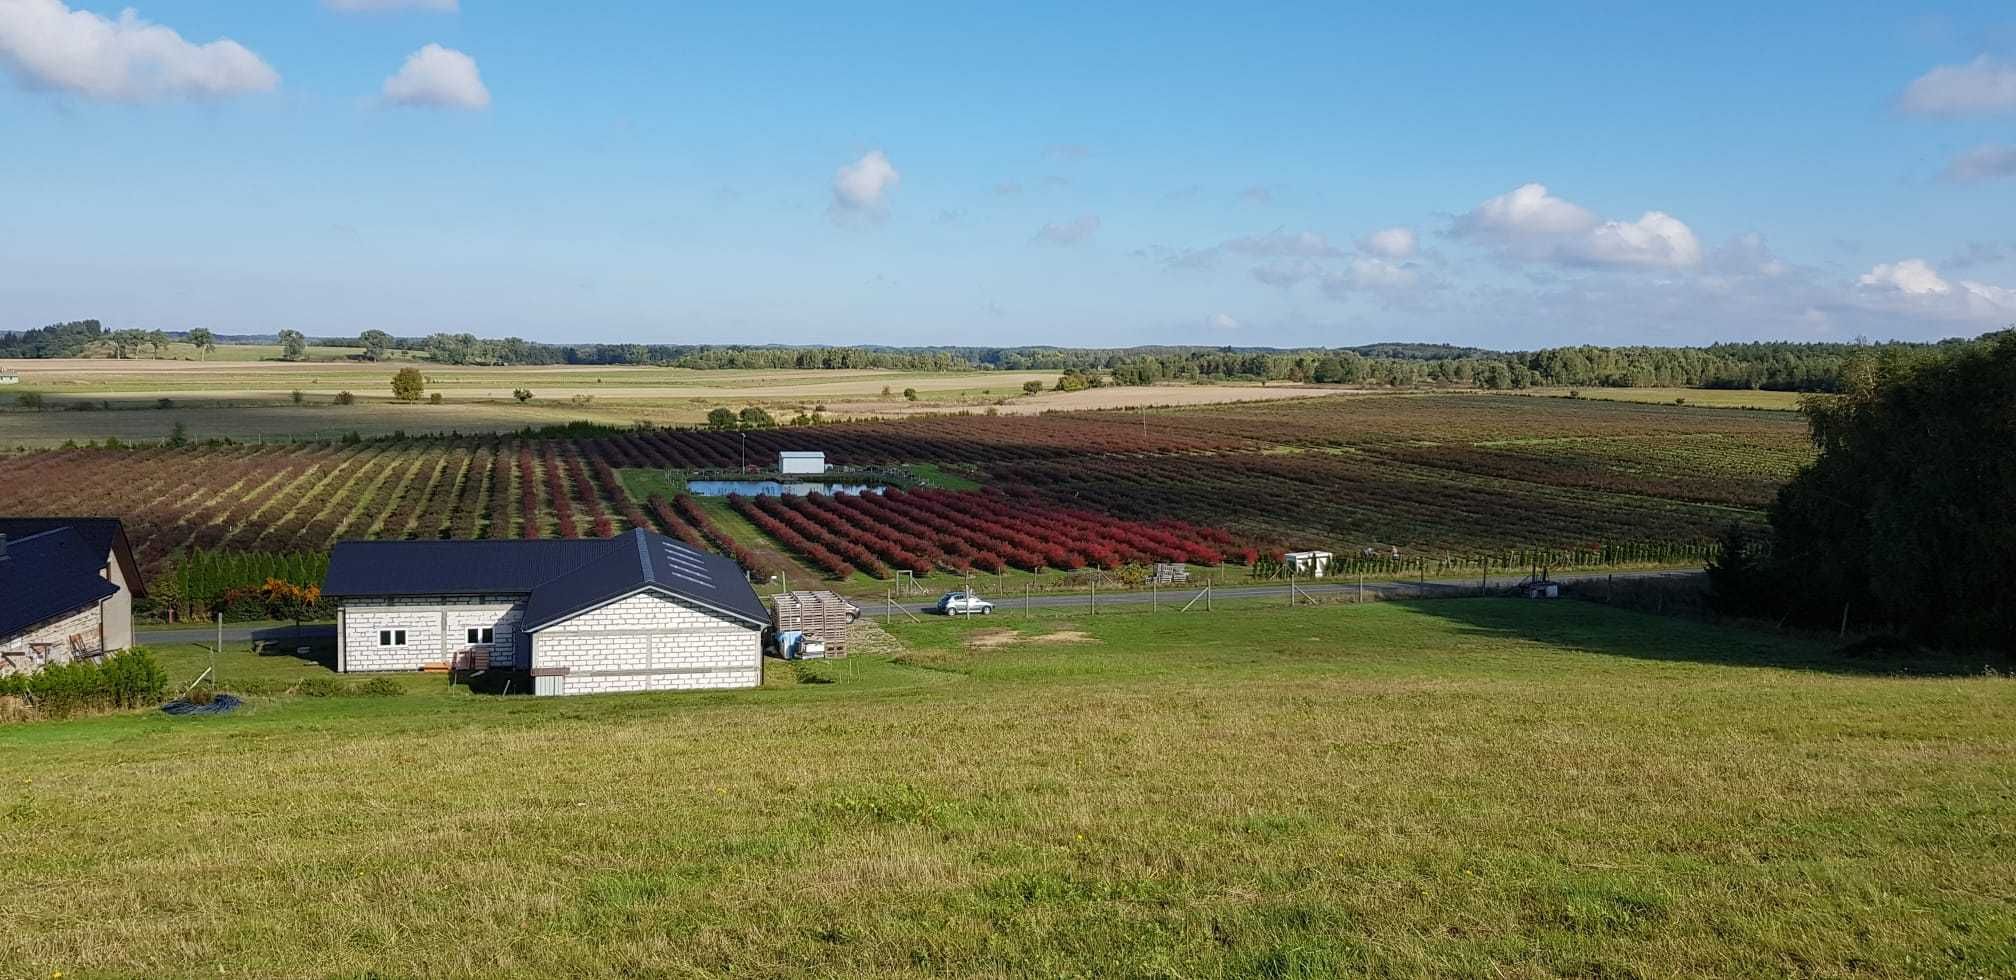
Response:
[3,601,2013,978]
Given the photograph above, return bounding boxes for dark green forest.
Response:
[1712,329,2016,650]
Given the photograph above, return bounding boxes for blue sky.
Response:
[2,1,2014,349]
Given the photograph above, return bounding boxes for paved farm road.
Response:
[138,569,1699,645]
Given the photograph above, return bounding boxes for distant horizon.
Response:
[4,2,2014,347]
[7,322,2004,358]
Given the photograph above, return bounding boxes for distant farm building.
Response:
[322,529,768,697]
[1283,550,1333,578]
[0,517,146,674]
[0,371,18,384]
[778,451,827,474]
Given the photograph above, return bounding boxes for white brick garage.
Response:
[324,530,770,698]
[529,592,760,695]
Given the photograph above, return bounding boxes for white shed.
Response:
[323,530,768,696]
[1283,550,1333,578]
[778,451,827,475]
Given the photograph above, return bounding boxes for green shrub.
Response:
[101,648,169,707]
[356,676,405,697]
[0,648,167,718]
[294,676,350,698]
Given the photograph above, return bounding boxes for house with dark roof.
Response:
[0,517,147,674]
[322,528,769,696]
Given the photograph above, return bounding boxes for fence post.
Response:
[1090,575,1097,616]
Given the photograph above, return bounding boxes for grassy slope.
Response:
[4,600,2013,978]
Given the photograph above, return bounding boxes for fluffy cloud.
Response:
[1944,143,2016,183]
[1035,215,1101,246]
[1898,56,2016,116]
[1356,226,1417,259]
[1858,258,1950,295]
[830,150,900,219]
[1857,258,2016,320]
[381,44,489,109]
[1452,182,1701,270]
[1452,182,1598,238]
[325,0,458,11]
[0,0,278,102]
[1581,211,1703,268]
[1209,312,1242,330]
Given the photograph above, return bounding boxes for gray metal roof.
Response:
[323,530,767,631]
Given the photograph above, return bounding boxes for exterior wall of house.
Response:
[529,590,760,696]
[101,551,133,651]
[0,603,105,672]
[337,595,525,672]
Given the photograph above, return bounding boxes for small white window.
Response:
[466,627,494,645]
[379,629,407,647]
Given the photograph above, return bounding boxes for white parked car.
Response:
[935,591,994,616]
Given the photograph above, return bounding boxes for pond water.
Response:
[686,480,887,497]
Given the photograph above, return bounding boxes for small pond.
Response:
[686,480,887,497]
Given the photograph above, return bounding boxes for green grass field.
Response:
[3,600,2011,978]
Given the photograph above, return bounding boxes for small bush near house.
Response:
[0,648,170,720]
[15,391,44,409]
[333,391,356,406]
[294,676,350,698]
[357,676,405,697]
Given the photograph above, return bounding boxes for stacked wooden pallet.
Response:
[770,590,853,658]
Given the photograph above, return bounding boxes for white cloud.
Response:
[1859,258,1951,295]
[0,0,278,102]
[1452,182,1701,270]
[1209,312,1241,330]
[380,44,488,109]
[325,0,457,11]
[1857,257,2016,320]
[830,150,900,219]
[1898,56,2016,116]
[1944,143,2016,183]
[1356,226,1417,259]
[1453,182,1598,239]
[1035,214,1100,246]
[1580,211,1703,268]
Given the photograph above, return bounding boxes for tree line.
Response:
[1709,329,2016,651]
[2,317,1990,393]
